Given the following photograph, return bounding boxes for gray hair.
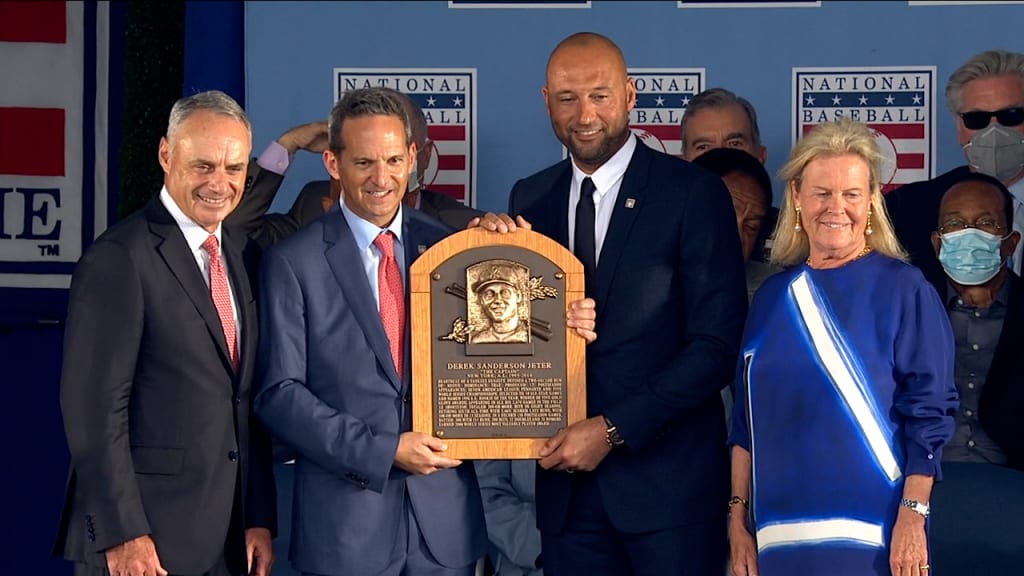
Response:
[945,49,1024,116]
[680,87,762,149]
[328,87,412,152]
[166,90,250,140]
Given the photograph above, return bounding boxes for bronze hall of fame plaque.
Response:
[409,227,586,459]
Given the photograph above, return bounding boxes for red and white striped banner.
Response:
[0,1,109,289]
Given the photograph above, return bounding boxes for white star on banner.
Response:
[655,96,664,106]
[832,95,842,105]
[452,96,463,107]
[912,94,922,104]
[806,95,815,106]
[426,96,436,107]
[859,95,868,105]
[885,94,895,105]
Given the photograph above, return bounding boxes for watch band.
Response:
[603,416,624,447]
[899,498,930,518]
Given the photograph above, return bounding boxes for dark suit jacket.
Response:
[254,207,486,575]
[54,197,276,574]
[229,161,327,249]
[885,165,973,296]
[418,187,484,230]
[508,140,748,533]
[976,273,1024,471]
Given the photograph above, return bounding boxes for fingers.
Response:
[567,298,598,343]
[430,455,464,469]
[472,212,523,233]
[539,428,567,457]
[515,215,533,230]
[421,434,449,452]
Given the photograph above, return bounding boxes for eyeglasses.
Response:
[959,107,1024,130]
[938,217,1005,236]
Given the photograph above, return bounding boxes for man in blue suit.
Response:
[253,88,486,576]
[255,87,597,576]
[507,32,748,575]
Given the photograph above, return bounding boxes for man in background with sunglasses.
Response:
[887,49,1024,292]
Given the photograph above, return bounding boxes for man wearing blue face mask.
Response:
[931,173,1023,471]
[888,49,1024,286]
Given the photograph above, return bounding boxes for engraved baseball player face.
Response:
[543,39,636,174]
[480,282,519,324]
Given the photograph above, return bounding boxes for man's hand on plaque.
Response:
[394,431,463,475]
[467,212,532,233]
[537,416,611,473]
[567,298,597,343]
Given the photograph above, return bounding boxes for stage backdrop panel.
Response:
[245,1,1024,214]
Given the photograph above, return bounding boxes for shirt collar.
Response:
[945,272,1011,309]
[340,200,404,253]
[159,187,222,252]
[571,134,637,196]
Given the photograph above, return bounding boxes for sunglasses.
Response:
[959,107,1024,130]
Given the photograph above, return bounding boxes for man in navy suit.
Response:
[507,32,748,575]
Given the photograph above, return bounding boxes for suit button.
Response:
[403,393,410,403]
[228,450,239,462]
[244,175,254,187]
[234,395,241,405]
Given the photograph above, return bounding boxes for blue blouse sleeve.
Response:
[892,276,959,479]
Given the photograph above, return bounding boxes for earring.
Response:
[794,205,802,232]
[865,207,873,236]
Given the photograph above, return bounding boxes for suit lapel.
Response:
[222,226,255,384]
[594,143,650,306]
[147,199,236,374]
[323,211,403,392]
[541,167,573,248]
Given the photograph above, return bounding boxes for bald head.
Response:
[546,32,627,85]
[543,32,635,173]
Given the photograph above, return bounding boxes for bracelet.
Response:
[728,496,748,511]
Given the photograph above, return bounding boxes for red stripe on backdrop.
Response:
[801,123,926,140]
[436,154,466,171]
[0,107,65,176]
[896,153,925,170]
[428,184,466,201]
[882,184,899,194]
[632,124,680,142]
[0,1,66,43]
[427,125,466,141]
[871,123,925,139]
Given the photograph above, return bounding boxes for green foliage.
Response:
[118,1,185,219]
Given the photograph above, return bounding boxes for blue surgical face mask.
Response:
[938,228,1008,286]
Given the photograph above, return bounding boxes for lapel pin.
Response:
[624,198,636,209]
[418,245,427,254]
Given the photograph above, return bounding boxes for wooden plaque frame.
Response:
[410,227,586,459]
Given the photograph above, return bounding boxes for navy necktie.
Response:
[574,177,597,293]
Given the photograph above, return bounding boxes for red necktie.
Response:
[373,231,405,378]
[201,235,239,371]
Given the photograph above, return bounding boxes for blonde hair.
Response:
[770,118,908,267]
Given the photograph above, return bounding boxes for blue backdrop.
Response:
[245,0,1024,213]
